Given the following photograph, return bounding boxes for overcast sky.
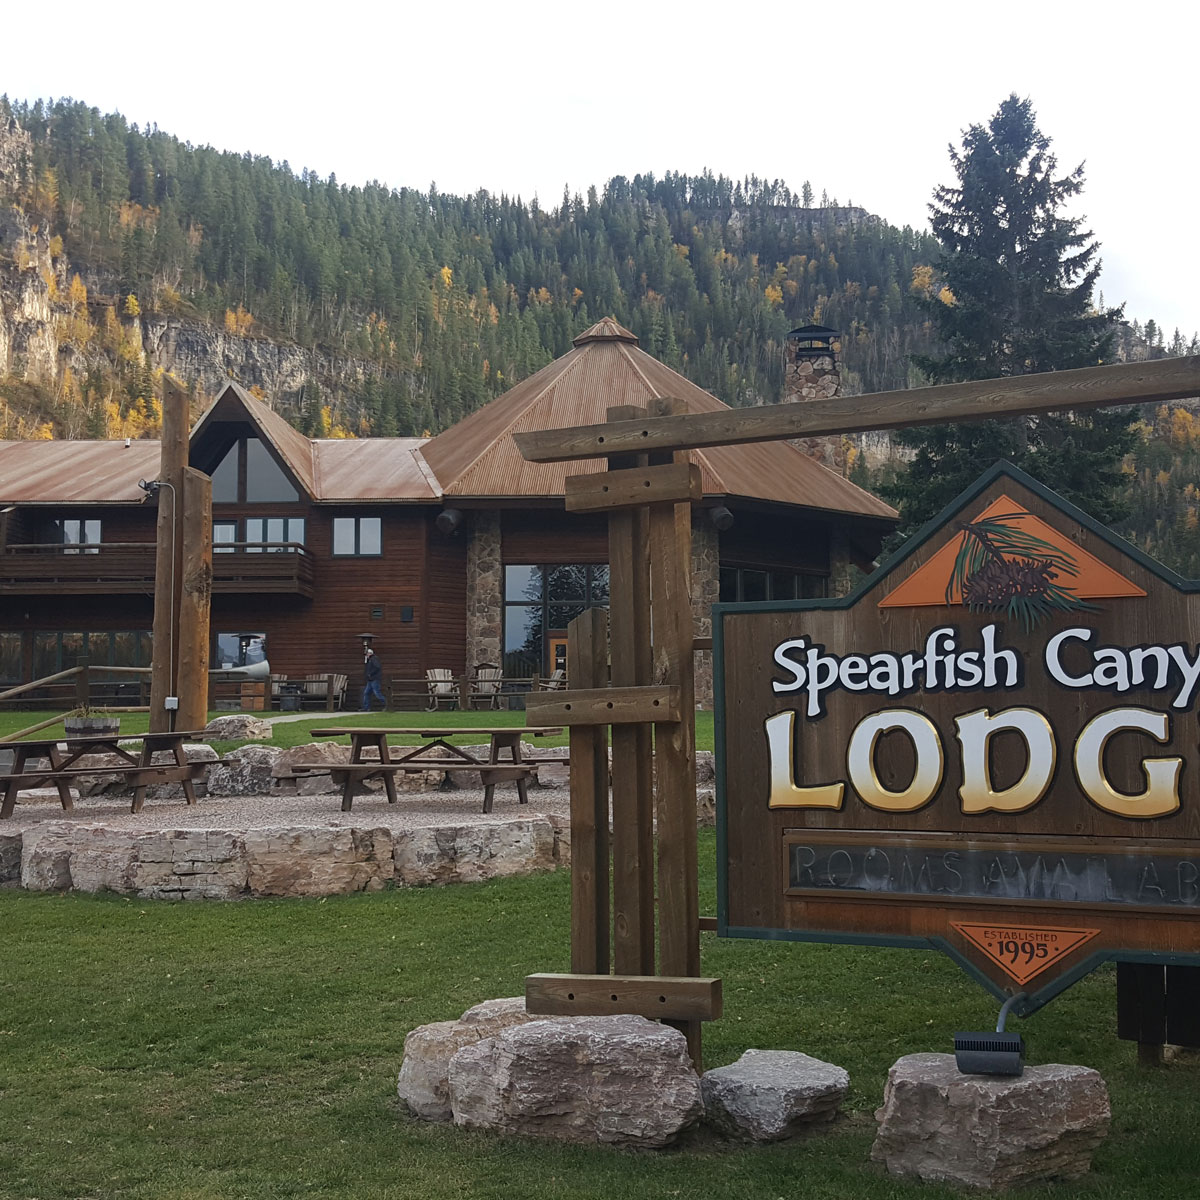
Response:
[7,0,1196,340]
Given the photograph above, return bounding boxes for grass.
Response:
[0,710,717,754]
[1,830,1197,1199]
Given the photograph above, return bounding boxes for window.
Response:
[213,521,238,553]
[51,518,101,554]
[502,564,609,677]
[332,516,382,556]
[244,517,305,551]
[215,632,266,669]
[719,567,826,603]
[0,632,21,682]
[32,630,151,675]
[207,436,299,503]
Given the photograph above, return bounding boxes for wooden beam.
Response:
[149,386,189,731]
[564,461,702,513]
[647,396,703,1065]
[567,608,610,976]
[525,685,680,727]
[175,467,212,732]
[513,356,1200,462]
[525,973,722,1022]
[607,404,656,978]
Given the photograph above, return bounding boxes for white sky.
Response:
[7,0,1197,338]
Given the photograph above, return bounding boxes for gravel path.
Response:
[4,783,572,833]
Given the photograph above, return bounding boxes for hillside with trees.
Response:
[0,95,947,438]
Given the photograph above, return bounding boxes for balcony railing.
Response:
[1,542,315,597]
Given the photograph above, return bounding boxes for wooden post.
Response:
[646,397,702,1065]
[149,387,189,731]
[175,466,212,732]
[607,404,656,976]
[568,608,610,975]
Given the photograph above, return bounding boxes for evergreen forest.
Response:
[3,95,1200,576]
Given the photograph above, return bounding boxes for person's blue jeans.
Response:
[361,680,385,711]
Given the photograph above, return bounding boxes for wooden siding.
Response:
[720,510,831,572]
[425,528,468,674]
[503,510,608,564]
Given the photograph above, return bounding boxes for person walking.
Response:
[361,647,385,711]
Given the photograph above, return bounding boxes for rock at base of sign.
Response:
[702,1049,849,1140]
[871,1053,1110,1191]
[449,1015,703,1147]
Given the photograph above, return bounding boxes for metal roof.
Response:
[421,318,896,520]
[313,439,436,501]
[0,439,160,503]
[0,331,896,522]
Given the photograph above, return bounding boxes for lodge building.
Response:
[0,319,896,705]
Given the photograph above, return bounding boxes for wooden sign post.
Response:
[514,354,1200,1065]
[148,387,211,732]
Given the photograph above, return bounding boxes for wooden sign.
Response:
[715,463,1200,1012]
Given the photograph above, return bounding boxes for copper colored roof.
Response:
[421,317,896,520]
[0,439,161,503]
[1,326,896,522]
[313,439,436,502]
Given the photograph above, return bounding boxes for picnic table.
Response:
[0,730,208,819]
[302,726,565,813]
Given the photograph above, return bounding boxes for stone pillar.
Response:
[690,513,720,710]
[785,336,843,469]
[784,350,840,404]
[464,511,502,670]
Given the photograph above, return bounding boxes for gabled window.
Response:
[208,436,299,504]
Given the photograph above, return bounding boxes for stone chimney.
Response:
[784,324,841,402]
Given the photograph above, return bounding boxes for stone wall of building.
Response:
[691,514,720,709]
[465,511,502,670]
[828,527,856,599]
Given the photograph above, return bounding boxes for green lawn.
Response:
[0,710,716,754]
[1,831,1197,1199]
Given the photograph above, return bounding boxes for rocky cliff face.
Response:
[0,204,63,384]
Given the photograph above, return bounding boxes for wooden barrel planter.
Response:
[64,715,121,738]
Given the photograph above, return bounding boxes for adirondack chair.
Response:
[468,664,504,710]
[537,668,567,691]
[425,668,459,711]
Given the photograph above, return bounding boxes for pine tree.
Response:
[889,95,1133,530]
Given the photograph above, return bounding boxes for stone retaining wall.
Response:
[3,816,568,900]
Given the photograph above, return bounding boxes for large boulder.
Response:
[871,1052,1110,1190]
[20,824,73,890]
[393,819,556,886]
[244,826,393,896]
[397,998,536,1122]
[203,714,274,741]
[272,741,351,796]
[0,830,22,884]
[205,745,282,796]
[129,828,248,900]
[449,1015,703,1148]
[702,1049,849,1140]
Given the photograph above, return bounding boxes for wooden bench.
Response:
[288,760,536,813]
[0,763,206,815]
[1,729,208,817]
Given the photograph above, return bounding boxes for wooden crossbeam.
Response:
[525,685,680,727]
[513,356,1200,462]
[564,461,702,513]
[526,973,723,1022]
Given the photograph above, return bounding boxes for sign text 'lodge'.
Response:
[715,464,1200,1011]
